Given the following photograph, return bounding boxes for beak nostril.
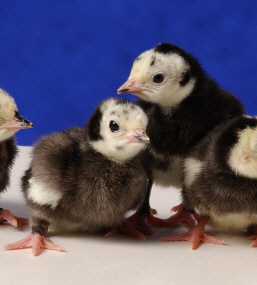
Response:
[128,80,135,87]
[117,79,142,95]
[134,128,141,135]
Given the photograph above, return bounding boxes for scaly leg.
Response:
[4,233,64,256]
[0,208,28,227]
[165,204,197,228]
[128,208,165,235]
[130,204,196,230]
[126,179,195,236]
[120,175,196,240]
[4,219,64,256]
[105,220,146,240]
[161,216,226,249]
[249,235,257,247]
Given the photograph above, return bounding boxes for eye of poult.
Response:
[153,74,164,83]
[109,120,120,132]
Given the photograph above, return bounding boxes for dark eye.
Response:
[109,120,120,132]
[153,74,164,83]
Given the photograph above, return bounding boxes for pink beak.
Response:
[126,128,150,144]
[117,79,143,95]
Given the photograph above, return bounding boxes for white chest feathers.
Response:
[27,178,63,209]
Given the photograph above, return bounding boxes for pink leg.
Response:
[249,235,257,247]
[143,204,196,229]
[0,209,28,227]
[127,208,175,230]
[147,213,176,228]
[4,233,65,256]
[165,203,197,228]
[124,205,195,235]
[105,209,160,239]
[114,204,196,239]
[161,216,226,249]
[127,210,157,236]
[105,220,146,240]
[247,226,257,247]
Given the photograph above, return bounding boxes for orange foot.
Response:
[128,208,180,231]
[165,204,197,228]
[4,233,65,256]
[0,209,28,227]
[105,220,149,240]
[129,206,184,232]
[249,235,257,247]
[161,216,226,249]
[126,206,194,235]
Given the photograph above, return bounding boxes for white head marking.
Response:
[90,98,148,162]
[120,47,196,108]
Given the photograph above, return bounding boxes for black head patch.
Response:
[180,70,191,86]
[154,43,204,83]
[87,107,103,141]
[154,43,179,54]
[150,56,156,66]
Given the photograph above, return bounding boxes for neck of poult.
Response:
[89,141,138,165]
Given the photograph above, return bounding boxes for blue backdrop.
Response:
[1,1,256,145]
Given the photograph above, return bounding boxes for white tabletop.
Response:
[1,146,256,285]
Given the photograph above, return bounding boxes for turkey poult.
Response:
[5,98,149,256]
[0,88,32,227]
[118,43,244,231]
[162,116,257,249]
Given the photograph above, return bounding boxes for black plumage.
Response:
[0,138,17,196]
[140,87,243,164]
[118,43,244,226]
[5,98,149,255]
